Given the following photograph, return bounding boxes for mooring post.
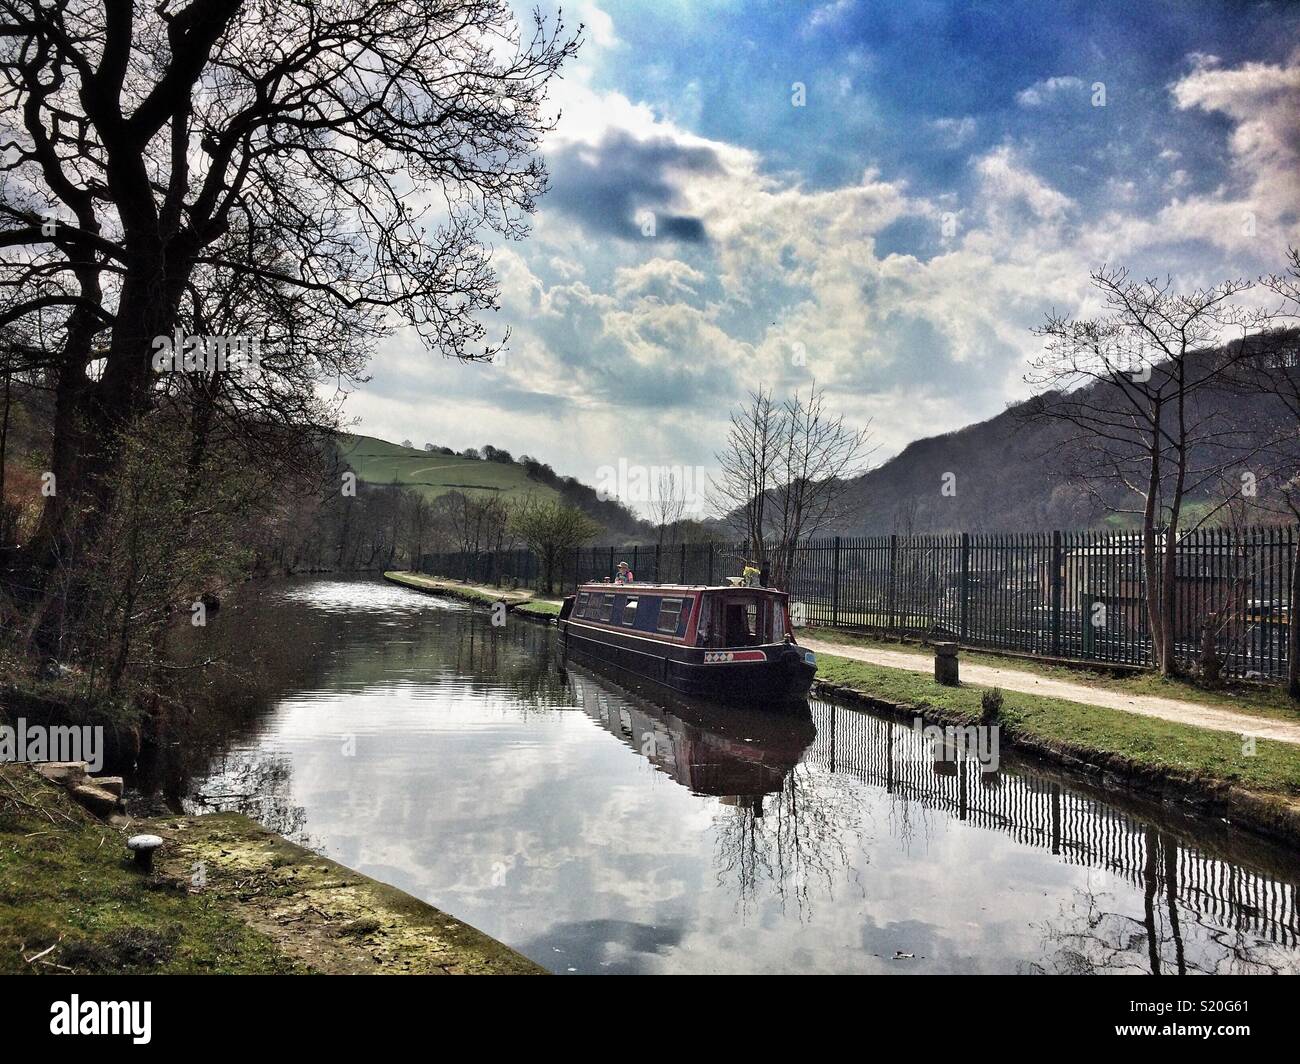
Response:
[934,640,959,686]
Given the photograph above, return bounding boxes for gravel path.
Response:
[801,636,1300,745]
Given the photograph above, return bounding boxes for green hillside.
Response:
[338,434,560,505]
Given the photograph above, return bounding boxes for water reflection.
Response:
[562,661,815,803]
[169,577,1300,974]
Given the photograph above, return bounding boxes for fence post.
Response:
[888,534,898,630]
[708,542,714,585]
[632,545,639,582]
[832,536,841,627]
[655,542,661,582]
[680,542,687,584]
[1050,531,1063,657]
[959,532,970,641]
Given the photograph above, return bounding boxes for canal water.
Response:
[168,577,1300,974]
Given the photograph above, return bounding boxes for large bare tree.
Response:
[713,385,871,589]
[0,0,579,619]
[1024,267,1267,675]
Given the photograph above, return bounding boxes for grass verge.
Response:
[384,571,562,620]
[0,765,299,974]
[807,626,1300,724]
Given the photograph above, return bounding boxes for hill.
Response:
[834,344,1296,535]
[338,435,561,505]
[337,434,652,541]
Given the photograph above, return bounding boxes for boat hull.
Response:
[558,618,816,706]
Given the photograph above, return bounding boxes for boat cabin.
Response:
[567,584,793,648]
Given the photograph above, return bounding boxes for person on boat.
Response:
[616,561,634,584]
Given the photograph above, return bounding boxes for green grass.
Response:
[515,599,563,618]
[0,766,301,974]
[815,654,1300,798]
[384,571,562,619]
[805,626,1300,724]
[339,434,560,505]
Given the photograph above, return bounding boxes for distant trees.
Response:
[510,497,600,594]
[403,495,434,573]
[1025,267,1268,676]
[440,492,510,569]
[713,386,872,589]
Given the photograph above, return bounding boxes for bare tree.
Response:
[440,491,509,580]
[712,389,781,575]
[650,468,687,551]
[1024,267,1267,675]
[403,493,433,573]
[712,385,871,589]
[0,0,580,627]
[768,386,873,588]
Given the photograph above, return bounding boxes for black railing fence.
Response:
[419,525,1298,682]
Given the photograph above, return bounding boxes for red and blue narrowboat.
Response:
[557,581,817,705]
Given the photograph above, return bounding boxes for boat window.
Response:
[575,592,589,616]
[621,598,638,625]
[599,593,615,622]
[657,597,684,634]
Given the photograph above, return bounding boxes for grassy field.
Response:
[339,434,560,505]
[806,625,1300,724]
[815,654,1300,799]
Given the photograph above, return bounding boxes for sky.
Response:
[346,0,1300,515]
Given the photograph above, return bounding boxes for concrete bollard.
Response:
[934,641,959,686]
[126,834,163,872]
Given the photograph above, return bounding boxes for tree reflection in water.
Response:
[188,752,308,843]
[712,762,866,922]
[1029,827,1295,975]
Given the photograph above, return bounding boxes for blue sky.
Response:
[351,0,1300,515]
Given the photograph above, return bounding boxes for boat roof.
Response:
[577,582,787,595]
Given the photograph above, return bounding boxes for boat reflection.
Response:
[560,659,815,810]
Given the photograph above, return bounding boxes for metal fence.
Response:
[420,525,1297,682]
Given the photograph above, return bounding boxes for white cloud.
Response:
[1015,75,1085,108]
[1170,48,1300,232]
[804,0,855,35]
[352,52,1300,510]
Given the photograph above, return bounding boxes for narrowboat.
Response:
[557,581,817,705]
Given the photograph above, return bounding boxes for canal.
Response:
[161,576,1300,974]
